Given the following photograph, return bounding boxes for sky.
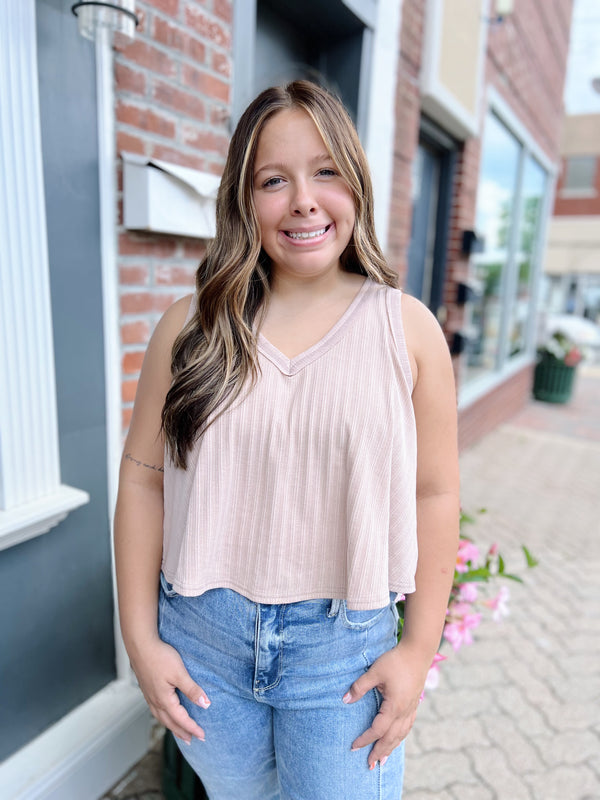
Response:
[563,0,600,114]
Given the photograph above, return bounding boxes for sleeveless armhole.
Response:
[385,288,414,394]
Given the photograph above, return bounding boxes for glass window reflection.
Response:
[508,157,547,359]
[465,114,520,381]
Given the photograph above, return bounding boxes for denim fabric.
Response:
[158,574,405,800]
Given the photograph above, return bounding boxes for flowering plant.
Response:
[538,330,582,367]
[396,509,538,694]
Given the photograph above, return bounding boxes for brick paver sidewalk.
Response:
[404,367,600,800]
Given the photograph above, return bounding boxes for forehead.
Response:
[255,108,329,160]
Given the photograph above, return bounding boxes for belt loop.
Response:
[327,598,342,618]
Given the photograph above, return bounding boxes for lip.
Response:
[280,223,334,245]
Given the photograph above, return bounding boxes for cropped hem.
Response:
[159,571,416,610]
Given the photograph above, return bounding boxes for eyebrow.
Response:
[253,153,334,179]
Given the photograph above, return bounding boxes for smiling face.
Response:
[252,109,356,284]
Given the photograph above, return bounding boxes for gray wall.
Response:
[0,0,115,761]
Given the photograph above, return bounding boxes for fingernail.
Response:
[183,738,192,746]
[198,696,211,708]
[350,746,360,752]
[342,692,352,704]
[380,756,388,767]
[369,762,375,771]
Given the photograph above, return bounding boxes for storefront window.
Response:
[465,114,520,380]
[508,157,547,359]
[463,113,548,386]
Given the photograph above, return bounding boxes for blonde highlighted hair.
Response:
[162,80,398,468]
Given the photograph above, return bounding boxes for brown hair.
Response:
[162,80,398,468]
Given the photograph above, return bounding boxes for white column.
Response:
[0,0,88,548]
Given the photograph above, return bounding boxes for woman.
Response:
[114,80,459,800]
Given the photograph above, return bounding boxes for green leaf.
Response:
[498,554,505,574]
[457,567,492,583]
[502,573,524,583]
[460,512,476,528]
[522,545,539,568]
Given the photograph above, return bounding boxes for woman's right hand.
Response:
[129,637,211,744]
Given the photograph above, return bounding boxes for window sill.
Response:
[0,485,90,551]
[558,189,597,199]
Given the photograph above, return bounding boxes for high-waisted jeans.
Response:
[158,573,405,800]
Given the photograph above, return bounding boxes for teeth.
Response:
[286,226,327,240]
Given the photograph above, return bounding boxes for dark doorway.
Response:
[406,118,456,322]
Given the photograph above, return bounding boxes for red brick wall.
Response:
[114,0,232,432]
[458,364,534,451]
[390,0,573,448]
[387,0,423,283]
[553,156,600,216]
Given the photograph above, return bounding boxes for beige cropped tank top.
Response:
[162,277,418,609]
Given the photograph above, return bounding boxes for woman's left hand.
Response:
[342,644,426,769]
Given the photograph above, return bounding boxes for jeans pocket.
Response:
[339,600,390,630]
[159,571,179,598]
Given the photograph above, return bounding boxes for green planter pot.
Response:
[533,356,576,404]
[162,730,209,800]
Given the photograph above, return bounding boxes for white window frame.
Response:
[458,86,557,409]
[0,0,89,551]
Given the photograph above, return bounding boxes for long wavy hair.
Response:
[162,80,398,469]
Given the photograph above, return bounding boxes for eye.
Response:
[317,168,337,177]
[261,176,284,188]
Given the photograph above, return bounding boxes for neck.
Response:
[269,266,352,304]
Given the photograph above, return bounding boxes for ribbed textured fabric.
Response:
[162,277,418,610]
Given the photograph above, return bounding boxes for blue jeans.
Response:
[158,574,405,800]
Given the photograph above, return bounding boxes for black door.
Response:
[406,121,456,322]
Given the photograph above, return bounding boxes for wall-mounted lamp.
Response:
[485,0,514,25]
[71,1,139,43]
[461,229,485,256]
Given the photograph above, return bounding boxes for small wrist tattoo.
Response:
[125,452,164,473]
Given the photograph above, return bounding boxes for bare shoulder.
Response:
[152,293,194,345]
[122,294,194,461]
[401,293,449,358]
[400,292,452,388]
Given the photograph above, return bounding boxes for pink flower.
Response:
[484,585,510,622]
[448,601,474,618]
[422,653,447,697]
[488,542,499,556]
[564,347,582,367]
[443,612,482,652]
[456,539,480,573]
[458,583,479,603]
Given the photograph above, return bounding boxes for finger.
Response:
[169,723,199,746]
[178,672,211,709]
[350,709,389,751]
[365,714,417,768]
[342,669,380,704]
[157,692,207,741]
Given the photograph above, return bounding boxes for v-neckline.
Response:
[257,277,371,376]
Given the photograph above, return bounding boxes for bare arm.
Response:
[114,294,209,743]
[344,293,460,768]
[398,293,460,667]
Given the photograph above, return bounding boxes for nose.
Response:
[291,180,318,216]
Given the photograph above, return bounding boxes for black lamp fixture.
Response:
[71,1,139,42]
[461,230,485,256]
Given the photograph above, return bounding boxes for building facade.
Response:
[545,113,600,319]
[0,0,572,797]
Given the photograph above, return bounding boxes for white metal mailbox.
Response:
[122,152,221,239]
